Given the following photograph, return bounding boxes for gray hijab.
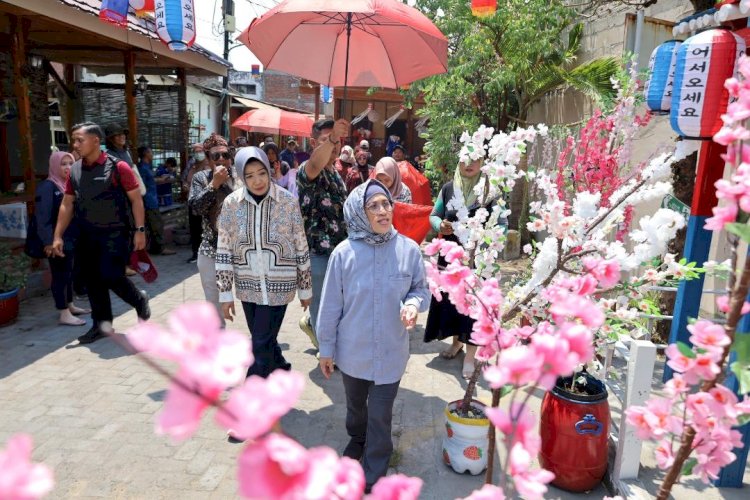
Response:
[233,146,271,180]
[344,179,397,246]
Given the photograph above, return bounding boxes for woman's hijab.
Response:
[454,160,482,208]
[344,180,396,246]
[48,151,74,192]
[374,157,404,200]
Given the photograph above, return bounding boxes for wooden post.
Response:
[124,51,138,162]
[177,68,188,175]
[63,64,77,137]
[10,15,35,198]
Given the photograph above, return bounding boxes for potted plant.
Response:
[0,242,30,326]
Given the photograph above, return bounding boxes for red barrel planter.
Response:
[539,374,609,492]
[0,288,20,327]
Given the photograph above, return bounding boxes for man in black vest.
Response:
[52,122,150,344]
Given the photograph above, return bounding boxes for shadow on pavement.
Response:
[0,248,198,379]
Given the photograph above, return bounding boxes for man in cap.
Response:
[188,133,235,325]
[391,144,406,163]
[52,122,150,344]
[280,138,297,169]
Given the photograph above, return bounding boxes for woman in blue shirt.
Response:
[317,180,430,492]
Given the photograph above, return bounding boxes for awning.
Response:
[0,0,230,77]
[232,97,279,111]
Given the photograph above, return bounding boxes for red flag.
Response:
[393,202,433,245]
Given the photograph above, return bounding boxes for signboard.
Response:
[662,193,690,220]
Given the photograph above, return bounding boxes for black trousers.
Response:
[188,210,202,256]
[241,302,289,378]
[79,228,144,327]
[341,372,400,487]
[48,254,74,310]
[144,208,165,254]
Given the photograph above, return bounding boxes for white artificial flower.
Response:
[573,191,602,220]
[523,243,533,254]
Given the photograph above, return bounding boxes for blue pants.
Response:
[242,302,289,378]
[310,253,329,334]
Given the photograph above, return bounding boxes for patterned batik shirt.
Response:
[296,162,348,255]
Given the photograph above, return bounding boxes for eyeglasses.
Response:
[210,151,232,161]
[365,201,393,214]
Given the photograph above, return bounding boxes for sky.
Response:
[194,0,277,71]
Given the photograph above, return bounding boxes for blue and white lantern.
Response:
[154,0,196,52]
[645,40,681,113]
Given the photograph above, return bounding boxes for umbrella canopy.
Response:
[232,108,315,137]
[239,0,448,89]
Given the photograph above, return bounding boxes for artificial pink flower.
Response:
[423,238,445,256]
[530,334,579,390]
[704,203,738,231]
[654,439,675,469]
[583,257,621,288]
[367,474,423,500]
[548,292,604,328]
[238,434,365,500]
[460,484,506,500]
[685,353,722,384]
[714,125,750,146]
[664,373,690,399]
[715,295,750,314]
[0,434,54,500]
[215,370,305,441]
[486,403,539,453]
[688,320,731,355]
[664,343,696,375]
[444,245,466,264]
[127,301,252,389]
[483,346,543,389]
[156,374,223,441]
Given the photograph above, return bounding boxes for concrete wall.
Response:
[186,85,220,143]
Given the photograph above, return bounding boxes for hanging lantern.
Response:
[471,0,497,17]
[154,0,196,52]
[670,28,745,139]
[99,0,129,27]
[130,0,155,17]
[644,40,681,114]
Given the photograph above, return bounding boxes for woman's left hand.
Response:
[400,304,418,330]
[300,298,311,311]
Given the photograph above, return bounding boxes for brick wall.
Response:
[261,70,316,113]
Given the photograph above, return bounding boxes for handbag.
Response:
[24,215,46,259]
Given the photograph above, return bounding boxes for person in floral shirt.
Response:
[296,118,350,349]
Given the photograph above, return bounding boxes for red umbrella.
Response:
[232,108,315,137]
[239,0,448,105]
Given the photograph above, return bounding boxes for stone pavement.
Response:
[0,247,745,499]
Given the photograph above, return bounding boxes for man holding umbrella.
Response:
[296,118,350,349]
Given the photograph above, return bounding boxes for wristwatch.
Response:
[136,226,146,233]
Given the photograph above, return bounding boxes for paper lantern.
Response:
[644,40,681,114]
[670,28,746,139]
[99,0,129,27]
[154,0,196,52]
[471,0,497,17]
[130,0,155,17]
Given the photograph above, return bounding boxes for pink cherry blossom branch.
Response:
[105,331,237,421]
[655,244,750,500]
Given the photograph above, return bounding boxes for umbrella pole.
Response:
[341,12,352,123]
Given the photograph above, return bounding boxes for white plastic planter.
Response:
[442,399,489,475]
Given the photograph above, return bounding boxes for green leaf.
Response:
[729,361,750,395]
[682,457,698,476]
[737,413,750,427]
[731,334,750,364]
[677,341,696,359]
[725,222,750,243]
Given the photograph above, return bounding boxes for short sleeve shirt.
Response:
[64,153,139,195]
[296,162,347,255]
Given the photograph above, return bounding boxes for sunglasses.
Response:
[210,151,232,161]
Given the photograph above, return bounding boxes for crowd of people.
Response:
[31,117,500,491]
